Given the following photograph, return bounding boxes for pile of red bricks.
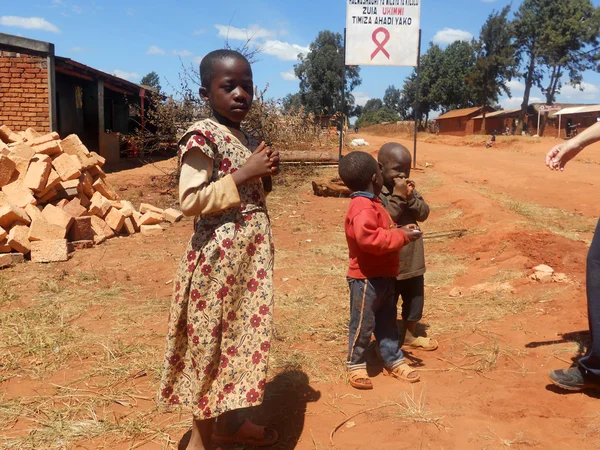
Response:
[0,124,182,266]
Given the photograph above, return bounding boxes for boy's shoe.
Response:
[403,330,438,351]
[348,368,373,390]
[548,367,600,391]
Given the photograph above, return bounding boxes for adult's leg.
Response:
[188,417,216,450]
[549,219,600,390]
[579,219,600,376]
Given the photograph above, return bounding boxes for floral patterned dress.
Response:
[158,119,274,419]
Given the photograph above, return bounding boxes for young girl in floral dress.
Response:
[159,50,280,450]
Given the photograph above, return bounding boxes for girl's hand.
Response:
[265,146,280,175]
[232,142,277,185]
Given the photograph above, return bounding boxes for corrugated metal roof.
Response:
[553,104,600,115]
[473,108,521,120]
[436,107,484,120]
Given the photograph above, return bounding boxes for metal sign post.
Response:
[413,29,422,169]
[339,28,347,159]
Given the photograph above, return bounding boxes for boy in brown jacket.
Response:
[378,143,438,351]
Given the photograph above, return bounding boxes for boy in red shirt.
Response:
[339,151,422,390]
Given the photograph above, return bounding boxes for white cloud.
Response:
[193,28,207,35]
[560,82,600,101]
[69,46,84,53]
[500,96,542,110]
[0,16,60,33]
[215,24,275,41]
[353,91,371,107]
[432,28,473,45]
[260,40,309,61]
[506,79,525,94]
[280,70,297,81]
[172,49,192,57]
[112,70,140,81]
[146,45,166,55]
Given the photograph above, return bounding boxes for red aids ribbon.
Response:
[371,27,391,60]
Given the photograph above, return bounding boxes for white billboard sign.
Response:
[345,0,421,67]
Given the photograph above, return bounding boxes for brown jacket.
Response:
[379,186,430,280]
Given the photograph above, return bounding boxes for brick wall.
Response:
[0,50,50,132]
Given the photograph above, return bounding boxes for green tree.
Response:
[140,71,162,92]
[513,0,547,134]
[281,92,302,111]
[362,98,383,113]
[398,43,445,125]
[356,106,399,128]
[537,1,600,134]
[383,85,402,113]
[437,40,479,111]
[294,30,362,115]
[467,5,517,133]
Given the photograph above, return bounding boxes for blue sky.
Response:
[2,0,600,113]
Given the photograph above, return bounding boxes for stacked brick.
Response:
[0,51,50,133]
[0,125,183,266]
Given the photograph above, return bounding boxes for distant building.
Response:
[0,33,152,163]
[472,108,522,135]
[529,103,600,137]
[435,106,495,136]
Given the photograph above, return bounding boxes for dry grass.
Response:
[475,186,596,242]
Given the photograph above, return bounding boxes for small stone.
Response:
[533,264,554,275]
[138,211,163,226]
[67,240,94,251]
[449,287,462,298]
[140,203,164,215]
[92,177,117,200]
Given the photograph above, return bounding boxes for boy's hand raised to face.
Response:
[406,180,415,198]
[393,177,409,199]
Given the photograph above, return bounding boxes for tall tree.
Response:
[140,71,162,92]
[537,0,600,134]
[468,5,517,133]
[362,98,383,113]
[294,30,361,115]
[399,43,445,125]
[383,85,402,113]
[513,0,547,134]
[281,92,302,111]
[437,40,479,111]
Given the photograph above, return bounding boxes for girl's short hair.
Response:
[200,49,250,88]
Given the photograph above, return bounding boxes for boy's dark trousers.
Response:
[346,277,405,371]
[579,219,600,377]
[394,275,425,323]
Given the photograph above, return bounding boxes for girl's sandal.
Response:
[403,336,439,351]
[212,419,278,447]
[384,362,420,383]
[348,368,373,390]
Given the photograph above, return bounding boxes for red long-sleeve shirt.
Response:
[344,195,410,279]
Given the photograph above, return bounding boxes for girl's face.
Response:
[201,57,254,126]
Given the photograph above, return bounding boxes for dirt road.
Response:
[1,133,598,449]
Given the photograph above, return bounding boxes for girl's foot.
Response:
[212,419,278,447]
[348,368,373,390]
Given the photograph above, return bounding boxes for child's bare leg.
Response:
[405,320,418,335]
[188,417,215,450]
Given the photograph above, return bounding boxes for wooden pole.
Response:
[413,29,422,169]
[339,28,347,160]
